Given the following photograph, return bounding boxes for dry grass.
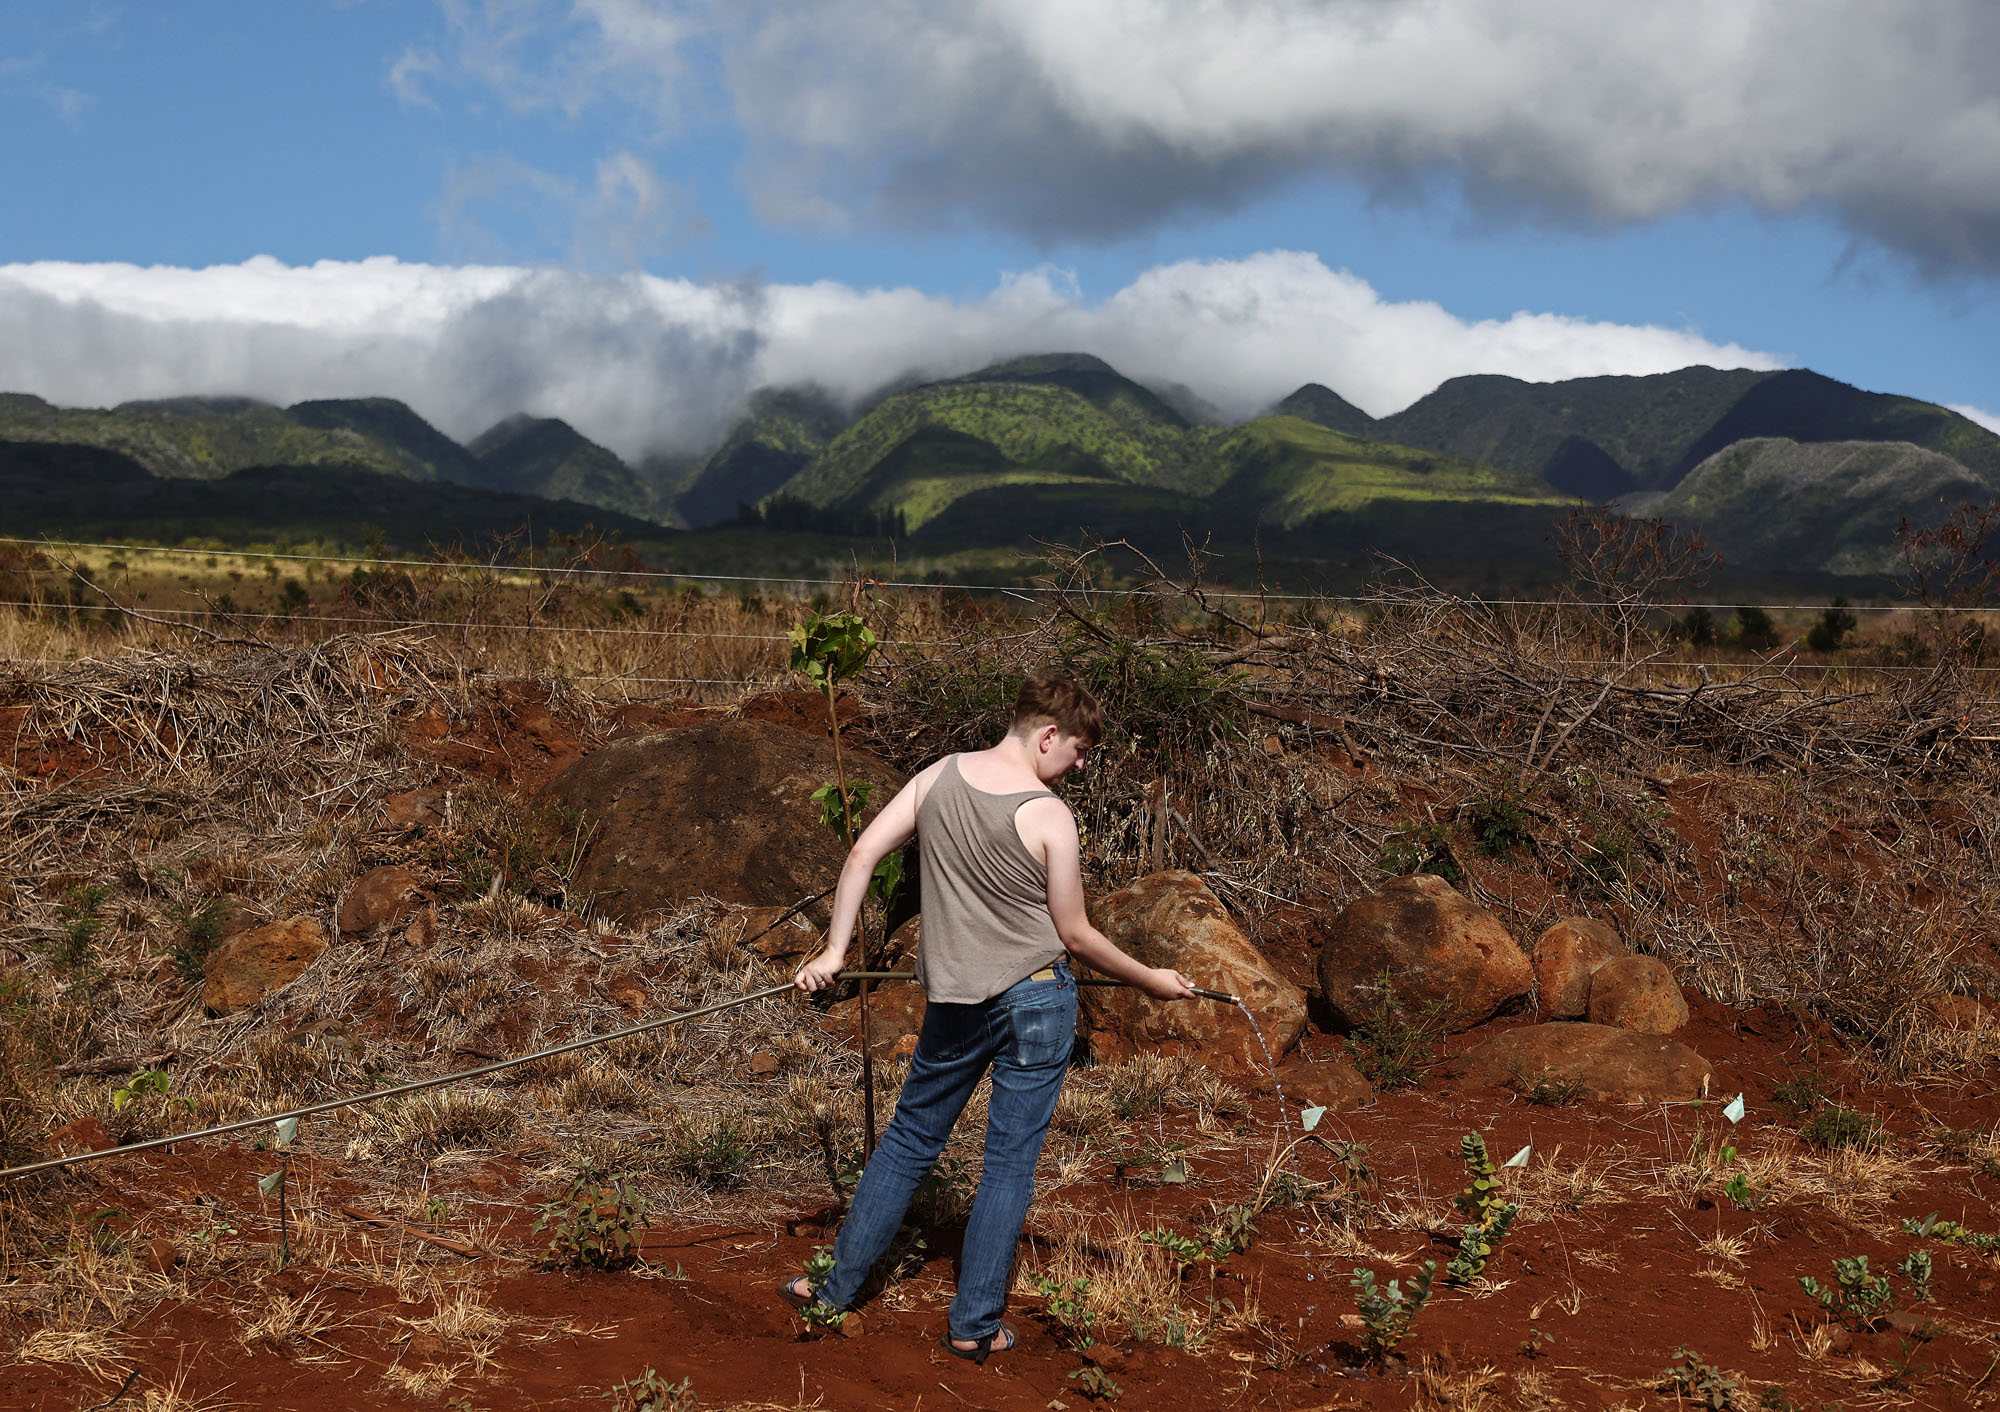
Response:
[1017,1202,1215,1349]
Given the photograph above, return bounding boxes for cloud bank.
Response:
[450,0,2000,273]
[0,252,1776,457]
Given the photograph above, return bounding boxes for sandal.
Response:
[941,1322,1018,1366]
[777,1276,824,1312]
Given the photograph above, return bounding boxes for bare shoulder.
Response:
[1014,793,1077,847]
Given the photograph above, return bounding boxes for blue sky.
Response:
[2,1,1996,450]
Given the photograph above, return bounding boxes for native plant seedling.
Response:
[110,1068,192,1115]
[1068,1366,1123,1402]
[1895,1249,1933,1303]
[1521,1327,1553,1359]
[1031,1274,1098,1348]
[534,1169,647,1271]
[1903,1211,2000,1254]
[1446,1133,1520,1286]
[161,894,230,985]
[602,1366,696,1412]
[1799,1256,1895,1330]
[1344,971,1454,1089]
[1660,1348,1744,1410]
[794,1245,846,1333]
[1139,1226,1208,1281]
[1350,1261,1437,1361]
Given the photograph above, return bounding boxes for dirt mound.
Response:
[1317,874,1531,1032]
[548,717,907,921]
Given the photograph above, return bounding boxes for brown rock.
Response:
[748,1051,781,1077]
[139,1237,181,1274]
[1275,1054,1373,1111]
[728,905,822,960]
[50,1117,111,1155]
[203,917,328,1015]
[1317,874,1531,1033]
[338,866,421,936]
[379,788,443,832]
[1586,955,1690,1034]
[822,981,927,1050]
[1531,918,1627,1019]
[605,974,648,1014]
[1082,871,1306,1078]
[547,719,906,923]
[1885,1310,1942,1341]
[1448,1022,1712,1104]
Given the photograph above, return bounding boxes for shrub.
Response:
[1806,598,1858,653]
[603,1367,695,1412]
[1445,1133,1519,1287]
[1344,971,1454,1090]
[535,1169,647,1272]
[162,894,230,986]
[1378,823,1463,887]
[1679,606,1718,647]
[1733,605,1780,650]
[1463,779,1534,859]
[1799,1255,1894,1330]
[1660,1348,1743,1410]
[1799,1105,1882,1152]
[47,883,110,984]
[665,1117,750,1191]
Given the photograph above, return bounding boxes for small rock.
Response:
[1826,1325,1854,1356]
[337,866,422,937]
[748,1051,781,1076]
[1885,1310,1941,1341]
[379,788,443,832]
[889,1034,920,1060]
[605,975,648,1014]
[737,907,821,960]
[1586,955,1690,1034]
[1531,918,1626,1019]
[1448,1022,1713,1103]
[203,917,329,1015]
[1275,1055,1374,1111]
[1318,874,1531,1033]
[835,1310,865,1339]
[407,705,450,741]
[50,1117,111,1155]
[140,1237,181,1275]
[1083,870,1306,1078]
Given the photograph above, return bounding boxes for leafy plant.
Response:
[794,1245,846,1333]
[1660,1348,1744,1410]
[1139,1226,1208,1281]
[1067,1366,1123,1402]
[603,1367,696,1412]
[1799,1105,1882,1152]
[1902,1211,2000,1254]
[534,1169,647,1271]
[1769,1066,1829,1120]
[1463,779,1534,859]
[1031,1274,1098,1348]
[110,1068,192,1115]
[1350,1261,1437,1361]
[162,894,230,985]
[1895,1249,1933,1303]
[666,1118,749,1192]
[1445,1133,1520,1286]
[46,883,110,984]
[1799,1256,1894,1330]
[1378,822,1462,887]
[254,1115,299,1269]
[1578,825,1635,891]
[1344,970,1454,1090]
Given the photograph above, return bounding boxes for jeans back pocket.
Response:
[1008,1000,1075,1069]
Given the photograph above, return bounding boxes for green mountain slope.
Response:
[1375,367,1773,495]
[1209,417,1575,530]
[0,392,462,482]
[674,386,849,528]
[1651,437,1987,576]
[0,439,673,553]
[1270,383,1378,438]
[468,415,659,521]
[288,397,486,483]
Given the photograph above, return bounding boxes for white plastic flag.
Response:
[275,1116,298,1147]
[257,1170,284,1196]
[1722,1094,1745,1124]
[1300,1105,1326,1133]
[1504,1144,1532,1168]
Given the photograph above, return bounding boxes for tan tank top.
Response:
[912,755,1068,1004]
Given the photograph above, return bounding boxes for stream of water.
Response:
[1230,997,1293,1140]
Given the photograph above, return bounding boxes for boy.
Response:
[784,676,1195,1362]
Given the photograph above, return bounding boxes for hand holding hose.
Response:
[1140,966,1198,1001]
[795,947,846,993]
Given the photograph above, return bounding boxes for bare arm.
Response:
[793,766,931,991]
[1031,799,1195,1001]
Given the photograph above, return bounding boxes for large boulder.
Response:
[548,719,906,922]
[1586,955,1690,1034]
[1449,1022,1712,1103]
[1532,918,1627,1019]
[203,917,328,1016]
[1080,871,1306,1078]
[821,981,928,1058]
[1317,874,1531,1033]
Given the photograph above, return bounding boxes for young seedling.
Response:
[1031,1274,1099,1349]
[255,1115,299,1269]
[534,1169,647,1271]
[1139,1226,1208,1281]
[1895,1249,1933,1304]
[602,1366,696,1412]
[1660,1348,1744,1410]
[1067,1366,1123,1402]
[1903,1211,2000,1254]
[1446,1133,1520,1287]
[793,1245,846,1334]
[110,1068,193,1116]
[1799,1255,1895,1330]
[1350,1261,1437,1362]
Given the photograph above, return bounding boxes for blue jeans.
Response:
[817,962,1076,1340]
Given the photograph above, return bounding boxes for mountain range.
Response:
[3,355,1996,580]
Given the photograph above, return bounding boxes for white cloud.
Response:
[0,251,1778,458]
[387,46,442,109]
[1949,403,2000,435]
[457,0,2000,272]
